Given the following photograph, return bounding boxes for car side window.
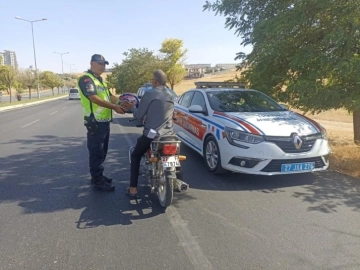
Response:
[190,92,207,111]
[177,94,184,104]
[179,92,195,108]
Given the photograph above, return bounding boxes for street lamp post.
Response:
[65,63,75,76]
[54,52,69,74]
[15,16,47,99]
[54,52,69,92]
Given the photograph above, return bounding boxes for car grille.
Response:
[261,157,326,173]
[265,135,320,153]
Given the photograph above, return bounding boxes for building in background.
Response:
[0,50,18,69]
[184,64,211,78]
[215,63,238,70]
[0,52,4,65]
[183,63,238,78]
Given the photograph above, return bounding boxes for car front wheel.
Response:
[203,136,227,174]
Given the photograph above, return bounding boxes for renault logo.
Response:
[292,134,303,149]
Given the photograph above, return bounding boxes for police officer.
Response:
[78,54,125,192]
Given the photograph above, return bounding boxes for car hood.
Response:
[213,111,323,136]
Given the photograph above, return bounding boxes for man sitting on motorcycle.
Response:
[122,69,175,196]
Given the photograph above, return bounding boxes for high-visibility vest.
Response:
[78,72,112,122]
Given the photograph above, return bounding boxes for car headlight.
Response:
[224,127,264,146]
[321,127,328,140]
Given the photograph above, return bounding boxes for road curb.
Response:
[0,95,68,113]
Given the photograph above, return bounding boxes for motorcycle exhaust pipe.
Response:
[174,179,189,192]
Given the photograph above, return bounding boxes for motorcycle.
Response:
[128,118,189,208]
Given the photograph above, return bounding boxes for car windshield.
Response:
[206,90,285,112]
[70,89,78,93]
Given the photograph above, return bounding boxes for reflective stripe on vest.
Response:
[78,72,112,122]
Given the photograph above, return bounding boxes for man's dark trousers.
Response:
[130,135,153,188]
[87,122,110,178]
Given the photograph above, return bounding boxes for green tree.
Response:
[159,38,187,90]
[40,71,62,96]
[204,0,360,142]
[108,48,160,94]
[0,66,18,103]
[18,68,37,99]
[105,70,118,90]
[0,66,6,92]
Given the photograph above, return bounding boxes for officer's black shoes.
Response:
[103,175,113,184]
[91,176,115,192]
[90,175,113,184]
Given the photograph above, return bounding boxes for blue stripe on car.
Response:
[228,114,266,135]
[177,134,202,152]
[213,114,247,132]
[175,106,224,130]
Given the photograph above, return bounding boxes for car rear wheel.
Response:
[204,136,227,174]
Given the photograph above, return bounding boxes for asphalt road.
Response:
[0,89,68,103]
[0,98,359,270]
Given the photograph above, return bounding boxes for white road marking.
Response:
[21,119,39,128]
[49,111,58,115]
[167,207,213,270]
[61,107,67,109]
[115,116,213,270]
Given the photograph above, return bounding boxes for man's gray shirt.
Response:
[131,86,174,137]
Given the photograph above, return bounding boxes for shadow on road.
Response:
[0,131,194,229]
[179,144,360,213]
[292,172,360,213]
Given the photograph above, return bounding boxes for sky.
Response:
[0,0,252,74]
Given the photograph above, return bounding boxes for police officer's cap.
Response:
[91,54,109,65]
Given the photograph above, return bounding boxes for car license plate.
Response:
[161,156,180,167]
[281,162,315,172]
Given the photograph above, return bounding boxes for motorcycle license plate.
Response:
[161,156,180,167]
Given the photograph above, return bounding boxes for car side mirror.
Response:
[188,104,206,115]
[279,104,288,110]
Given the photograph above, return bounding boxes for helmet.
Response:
[118,92,140,113]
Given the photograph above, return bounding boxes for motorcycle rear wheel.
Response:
[156,164,174,208]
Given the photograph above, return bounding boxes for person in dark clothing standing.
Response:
[122,69,175,196]
[78,54,125,192]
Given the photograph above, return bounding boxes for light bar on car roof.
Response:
[194,81,246,89]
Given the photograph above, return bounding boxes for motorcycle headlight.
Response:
[224,127,264,146]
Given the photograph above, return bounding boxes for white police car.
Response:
[173,82,331,175]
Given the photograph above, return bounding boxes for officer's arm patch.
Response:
[85,82,95,93]
[79,76,96,96]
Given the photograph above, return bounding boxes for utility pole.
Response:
[15,16,47,99]
[54,52,69,92]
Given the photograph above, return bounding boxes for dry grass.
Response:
[326,128,360,178]
[291,108,352,123]
[174,69,242,95]
[175,70,360,179]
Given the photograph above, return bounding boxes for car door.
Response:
[187,91,208,151]
[173,91,196,150]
